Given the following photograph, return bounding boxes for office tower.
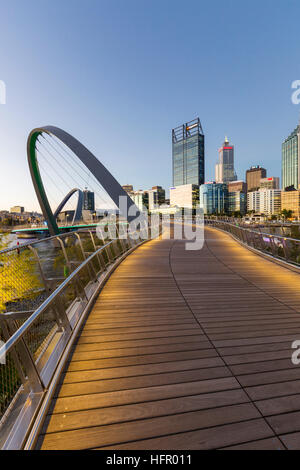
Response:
[260,177,280,190]
[228,192,247,215]
[83,189,95,211]
[259,189,281,215]
[227,181,247,215]
[215,137,237,183]
[148,186,165,210]
[247,189,281,215]
[199,183,228,215]
[282,124,300,190]
[247,191,261,213]
[170,184,199,209]
[228,180,247,193]
[172,118,205,187]
[246,166,267,192]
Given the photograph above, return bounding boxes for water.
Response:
[0,232,15,250]
[0,232,37,251]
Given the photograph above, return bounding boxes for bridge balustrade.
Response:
[0,222,155,449]
[205,219,300,266]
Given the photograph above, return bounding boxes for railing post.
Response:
[55,236,72,273]
[8,320,44,393]
[74,233,97,280]
[27,245,51,293]
[88,230,104,273]
[98,228,114,265]
[0,319,27,386]
[269,235,277,256]
[115,225,126,254]
[282,238,290,261]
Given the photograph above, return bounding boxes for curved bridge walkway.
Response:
[37,227,300,450]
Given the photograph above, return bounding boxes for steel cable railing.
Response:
[0,221,157,449]
[205,220,300,266]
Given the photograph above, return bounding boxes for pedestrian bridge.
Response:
[2,224,300,450]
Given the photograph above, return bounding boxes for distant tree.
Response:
[281,209,293,220]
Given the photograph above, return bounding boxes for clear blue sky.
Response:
[0,0,300,211]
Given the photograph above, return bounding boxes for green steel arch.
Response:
[27,126,141,236]
[53,188,83,225]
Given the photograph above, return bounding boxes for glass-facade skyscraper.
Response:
[199,183,228,215]
[282,125,300,190]
[215,137,237,183]
[172,118,205,187]
[83,189,95,211]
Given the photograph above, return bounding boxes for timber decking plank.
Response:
[39,227,300,450]
[43,389,250,434]
[38,403,260,450]
[56,366,233,398]
[97,419,274,450]
[51,377,240,414]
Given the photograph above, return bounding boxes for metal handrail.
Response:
[0,226,105,255]
[208,220,300,243]
[0,220,131,255]
[205,219,300,268]
[0,220,160,449]
[0,240,112,361]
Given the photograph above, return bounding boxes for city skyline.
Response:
[1,0,300,212]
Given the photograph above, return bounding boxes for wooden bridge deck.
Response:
[37,227,300,450]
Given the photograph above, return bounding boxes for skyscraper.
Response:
[215,137,237,183]
[172,118,205,187]
[282,124,300,191]
[246,166,267,192]
[83,189,95,211]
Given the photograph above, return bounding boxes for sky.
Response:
[0,0,300,211]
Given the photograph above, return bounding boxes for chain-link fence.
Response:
[0,229,108,315]
[0,229,106,428]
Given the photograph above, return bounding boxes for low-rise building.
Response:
[122,184,134,193]
[170,184,199,209]
[260,177,280,190]
[281,187,300,219]
[10,206,24,214]
[228,180,247,193]
[148,186,166,210]
[123,185,165,212]
[130,190,149,212]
